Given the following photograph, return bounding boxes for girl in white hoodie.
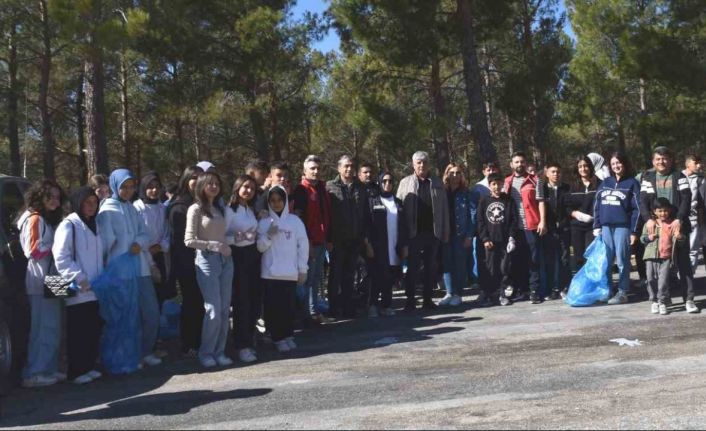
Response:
[257,186,308,353]
[52,187,104,385]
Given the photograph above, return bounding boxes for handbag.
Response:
[43,222,77,299]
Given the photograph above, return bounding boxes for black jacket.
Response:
[367,194,408,266]
[477,194,519,244]
[166,195,197,281]
[565,179,600,230]
[640,170,692,232]
[326,176,370,244]
[542,182,571,232]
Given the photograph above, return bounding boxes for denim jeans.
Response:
[195,250,234,359]
[602,226,631,293]
[443,236,470,296]
[511,230,540,294]
[300,245,325,316]
[23,295,61,379]
[138,276,160,357]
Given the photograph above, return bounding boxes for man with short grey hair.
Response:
[397,151,450,310]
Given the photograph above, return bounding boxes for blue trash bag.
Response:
[91,252,142,374]
[159,299,181,340]
[565,237,611,307]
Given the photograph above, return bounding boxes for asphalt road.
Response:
[3,273,706,430]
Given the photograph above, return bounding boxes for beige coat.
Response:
[396,174,450,242]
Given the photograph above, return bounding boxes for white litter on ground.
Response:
[610,338,642,347]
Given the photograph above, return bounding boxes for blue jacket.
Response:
[450,189,476,239]
[593,175,641,233]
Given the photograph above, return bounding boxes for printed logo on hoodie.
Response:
[599,189,627,206]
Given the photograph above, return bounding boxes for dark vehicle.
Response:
[0,175,31,394]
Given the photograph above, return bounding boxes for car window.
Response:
[1,182,25,238]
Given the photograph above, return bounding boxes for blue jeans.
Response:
[195,250,234,359]
[443,237,470,296]
[300,245,325,316]
[602,226,631,293]
[138,276,160,358]
[24,295,61,379]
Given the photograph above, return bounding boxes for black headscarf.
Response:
[267,186,287,217]
[378,171,395,198]
[139,171,162,204]
[70,186,98,234]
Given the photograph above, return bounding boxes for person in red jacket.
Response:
[503,151,547,304]
[292,155,332,325]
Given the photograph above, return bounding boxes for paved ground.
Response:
[3,272,706,430]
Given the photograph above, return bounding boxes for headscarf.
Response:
[109,168,137,201]
[196,161,215,172]
[267,186,288,218]
[587,153,611,181]
[70,186,98,234]
[378,171,395,198]
[139,171,162,204]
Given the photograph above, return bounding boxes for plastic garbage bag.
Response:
[565,237,611,307]
[159,299,181,340]
[91,252,142,374]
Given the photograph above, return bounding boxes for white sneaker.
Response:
[285,337,297,350]
[87,370,102,380]
[142,354,162,367]
[368,305,379,318]
[216,354,235,366]
[659,303,669,315]
[52,372,67,382]
[199,356,217,368]
[438,294,454,306]
[449,295,462,306]
[686,301,700,314]
[275,340,291,353]
[22,374,58,388]
[651,303,659,314]
[72,373,93,385]
[238,348,257,363]
[379,308,396,317]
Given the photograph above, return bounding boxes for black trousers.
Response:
[675,240,696,301]
[512,231,540,294]
[328,239,361,316]
[232,244,262,349]
[67,301,103,380]
[570,227,594,271]
[405,232,441,303]
[152,251,173,306]
[176,256,203,352]
[480,242,511,297]
[263,279,295,342]
[370,262,397,309]
[542,229,571,295]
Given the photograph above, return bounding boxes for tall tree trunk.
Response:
[615,112,626,154]
[638,77,651,169]
[481,46,494,136]
[84,0,109,177]
[430,58,450,172]
[174,118,185,171]
[76,73,88,184]
[6,21,21,176]
[120,50,130,170]
[39,0,55,179]
[505,112,515,157]
[457,0,497,164]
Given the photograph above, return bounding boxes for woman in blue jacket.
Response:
[98,169,162,368]
[439,163,475,307]
[593,151,641,305]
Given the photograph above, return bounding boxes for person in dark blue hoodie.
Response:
[593,151,641,305]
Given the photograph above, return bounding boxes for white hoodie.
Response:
[16,211,55,296]
[52,213,104,306]
[257,186,309,281]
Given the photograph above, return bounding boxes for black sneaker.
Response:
[560,289,568,300]
[530,293,541,304]
[545,291,561,301]
[422,300,438,310]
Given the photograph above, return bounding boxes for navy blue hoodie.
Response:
[593,175,641,234]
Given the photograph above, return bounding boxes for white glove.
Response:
[506,237,516,253]
[267,222,279,238]
[593,228,601,237]
[574,211,594,224]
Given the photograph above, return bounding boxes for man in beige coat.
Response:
[397,151,450,310]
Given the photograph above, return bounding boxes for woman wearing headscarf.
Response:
[97,168,162,367]
[366,171,408,317]
[53,187,104,384]
[134,172,171,304]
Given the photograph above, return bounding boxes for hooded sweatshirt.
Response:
[593,175,641,234]
[134,172,170,253]
[588,153,611,181]
[53,187,103,306]
[257,186,309,281]
[97,169,151,277]
[17,210,56,295]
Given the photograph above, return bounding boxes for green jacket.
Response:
[640,222,682,261]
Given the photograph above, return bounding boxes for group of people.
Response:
[15,145,705,389]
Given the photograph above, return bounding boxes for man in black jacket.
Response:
[541,162,572,300]
[327,155,371,318]
[640,146,698,313]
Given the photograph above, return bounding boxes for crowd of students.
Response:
[14,145,705,388]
